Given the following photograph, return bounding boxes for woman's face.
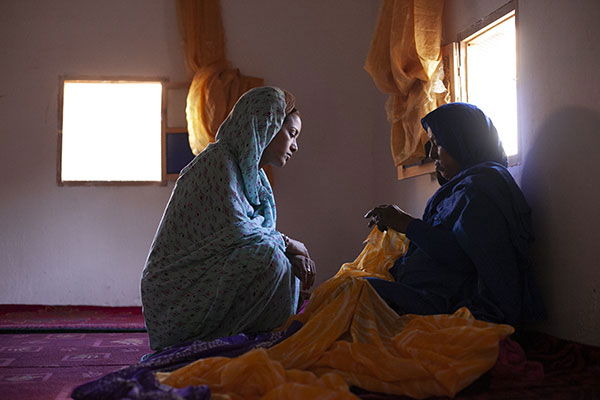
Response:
[428,127,462,180]
[260,113,302,168]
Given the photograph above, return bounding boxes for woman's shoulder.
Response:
[180,144,240,179]
[450,162,530,215]
[452,163,516,192]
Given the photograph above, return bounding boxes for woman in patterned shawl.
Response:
[142,87,315,350]
[365,103,545,326]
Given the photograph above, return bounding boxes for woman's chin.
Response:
[262,159,285,168]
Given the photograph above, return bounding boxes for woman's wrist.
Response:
[281,233,290,250]
[397,216,415,233]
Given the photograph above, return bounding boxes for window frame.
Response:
[57,76,169,186]
[164,81,192,181]
[397,0,519,180]
[455,0,520,166]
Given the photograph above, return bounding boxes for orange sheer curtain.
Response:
[177,0,264,155]
[365,0,446,167]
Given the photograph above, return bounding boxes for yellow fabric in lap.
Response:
[158,228,514,399]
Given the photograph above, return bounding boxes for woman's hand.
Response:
[364,204,414,233]
[289,255,316,290]
[285,236,310,258]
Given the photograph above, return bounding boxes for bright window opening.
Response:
[60,80,164,183]
[462,12,518,157]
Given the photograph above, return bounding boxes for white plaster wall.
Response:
[383,0,600,345]
[0,0,185,306]
[517,0,600,346]
[0,1,384,305]
[221,1,385,285]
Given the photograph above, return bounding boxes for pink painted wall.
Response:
[384,0,600,345]
[0,1,385,305]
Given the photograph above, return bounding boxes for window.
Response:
[164,82,195,181]
[454,2,518,161]
[58,78,167,185]
[398,2,518,180]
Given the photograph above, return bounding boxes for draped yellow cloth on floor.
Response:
[176,0,264,155]
[364,0,447,166]
[158,228,514,399]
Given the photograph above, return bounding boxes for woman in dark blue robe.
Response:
[365,103,545,325]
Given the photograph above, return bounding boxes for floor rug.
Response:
[0,305,145,332]
[0,332,151,400]
[0,332,150,367]
[0,365,130,400]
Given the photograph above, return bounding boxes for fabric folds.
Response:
[365,0,446,166]
[186,61,264,155]
[421,162,545,324]
[142,87,299,351]
[421,102,508,168]
[158,228,514,399]
[176,0,264,155]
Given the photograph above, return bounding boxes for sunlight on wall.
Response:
[61,81,163,181]
[465,14,517,156]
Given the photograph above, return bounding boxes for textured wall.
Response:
[0,0,385,305]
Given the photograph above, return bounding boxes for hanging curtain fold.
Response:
[365,0,446,167]
[177,0,264,155]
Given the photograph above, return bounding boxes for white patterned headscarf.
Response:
[215,86,294,227]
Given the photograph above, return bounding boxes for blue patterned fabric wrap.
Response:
[142,87,299,350]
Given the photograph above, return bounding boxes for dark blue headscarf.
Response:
[421,102,507,168]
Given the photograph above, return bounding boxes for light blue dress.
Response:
[141,87,299,350]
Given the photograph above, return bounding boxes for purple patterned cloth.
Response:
[71,321,302,400]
